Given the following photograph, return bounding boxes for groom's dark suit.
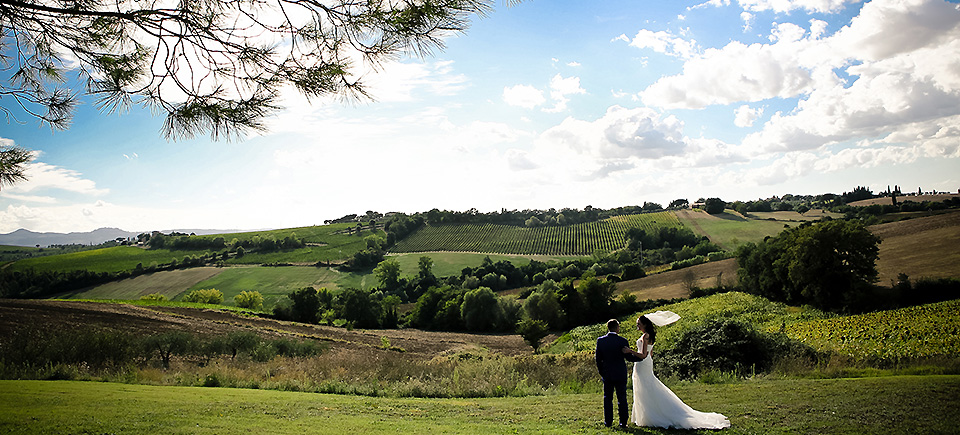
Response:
[596,331,641,427]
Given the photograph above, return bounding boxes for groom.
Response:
[596,318,641,428]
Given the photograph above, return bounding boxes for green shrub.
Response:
[234,290,264,310]
[140,293,168,301]
[182,288,223,304]
[657,318,813,379]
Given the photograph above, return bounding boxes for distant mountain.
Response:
[0,228,252,248]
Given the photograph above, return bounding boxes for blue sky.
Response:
[2,0,959,233]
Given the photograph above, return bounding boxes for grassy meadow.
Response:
[2,376,958,434]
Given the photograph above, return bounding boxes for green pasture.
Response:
[678,211,794,250]
[7,246,210,273]
[2,377,958,434]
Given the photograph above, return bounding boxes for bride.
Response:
[622,313,730,429]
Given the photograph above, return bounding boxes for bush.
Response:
[657,318,813,379]
[140,293,168,301]
[181,288,223,304]
[234,290,264,310]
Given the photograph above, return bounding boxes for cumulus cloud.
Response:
[638,0,960,166]
[538,106,691,178]
[742,0,960,155]
[639,22,824,109]
[503,84,546,108]
[734,105,764,127]
[623,29,699,59]
[545,74,586,112]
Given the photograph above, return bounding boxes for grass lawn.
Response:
[1,376,958,434]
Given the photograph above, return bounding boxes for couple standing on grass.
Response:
[596,312,730,430]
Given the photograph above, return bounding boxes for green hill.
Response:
[391,212,680,255]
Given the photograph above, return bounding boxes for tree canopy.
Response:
[1,0,491,139]
[736,219,881,312]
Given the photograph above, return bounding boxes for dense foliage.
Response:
[736,220,881,312]
[656,318,813,379]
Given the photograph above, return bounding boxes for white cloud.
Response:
[6,162,109,197]
[537,106,690,177]
[640,37,818,109]
[689,0,731,10]
[625,29,699,59]
[741,12,755,31]
[503,84,546,108]
[742,0,960,155]
[738,0,857,14]
[734,105,764,127]
[545,74,586,112]
[506,149,538,170]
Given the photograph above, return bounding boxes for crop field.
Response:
[779,299,960,359]
[869,211,960,283]
[675,209,794,250]
[390,212,680,255]
[6,246,210,273]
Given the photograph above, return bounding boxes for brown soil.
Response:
[849,193,960,207]
[616,258,739,300]
[0,299,532,358]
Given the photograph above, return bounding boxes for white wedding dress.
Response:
[631,341,731,429]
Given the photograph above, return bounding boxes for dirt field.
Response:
[849,193,960,207]
[0,299,533,358]
[616,258,738,300]
[869,211,960,284]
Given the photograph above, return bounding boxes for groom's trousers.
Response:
[602,379,629,426]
